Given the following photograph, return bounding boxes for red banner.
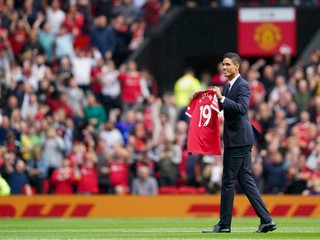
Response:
[238,7,296,56]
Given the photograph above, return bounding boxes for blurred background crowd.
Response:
[0,0,319,196]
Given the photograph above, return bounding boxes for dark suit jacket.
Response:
[219,75,260,147]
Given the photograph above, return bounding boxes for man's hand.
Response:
[192,91,200,98]
[213,86,223,101]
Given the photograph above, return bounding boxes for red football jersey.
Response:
[185,90,221,155]
[118,72,143,103]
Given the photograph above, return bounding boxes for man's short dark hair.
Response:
[223,52,242,66]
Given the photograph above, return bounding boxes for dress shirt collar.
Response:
[229,74,240,90]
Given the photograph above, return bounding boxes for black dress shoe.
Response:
[256,221,277,233]
[202,224,230,233]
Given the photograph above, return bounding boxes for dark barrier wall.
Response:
[134,7,320,95]
[297,8,320,52]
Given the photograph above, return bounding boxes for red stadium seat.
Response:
[158,186,179,194]
[196,186,207,194]
[177,186,198,195]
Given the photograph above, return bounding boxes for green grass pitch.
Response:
[0,217,319,239]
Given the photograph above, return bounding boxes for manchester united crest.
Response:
[253,23,282,51]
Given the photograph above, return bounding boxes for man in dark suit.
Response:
[202,52,276,233]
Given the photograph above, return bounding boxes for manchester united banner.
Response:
[238,7,296,56]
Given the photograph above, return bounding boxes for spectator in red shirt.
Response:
[77,151,99,194]
[142,0,161,34]
[294,111,317,154]
[108,144,131,195]
[142,96,156,135]
[90,57,104,97]
[67,142,86,168]
[287,153,312,194]
[50,158,75,194]
[45,91,73,118]
[63,4,84,38]
[0,25,9,50]
[118,60,146,114]
[247,69,266,108]
[130,121,151,152]
[142,0,170,36]
[9,14,30,55]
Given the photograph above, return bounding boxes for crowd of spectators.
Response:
[0,0,171,195]
[0,0,320,197]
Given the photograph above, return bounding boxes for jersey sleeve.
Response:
[185,98,196,118]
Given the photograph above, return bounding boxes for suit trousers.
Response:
[219,145,272,227]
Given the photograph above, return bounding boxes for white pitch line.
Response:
[2,239,320,240]
[1,227,320,233]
